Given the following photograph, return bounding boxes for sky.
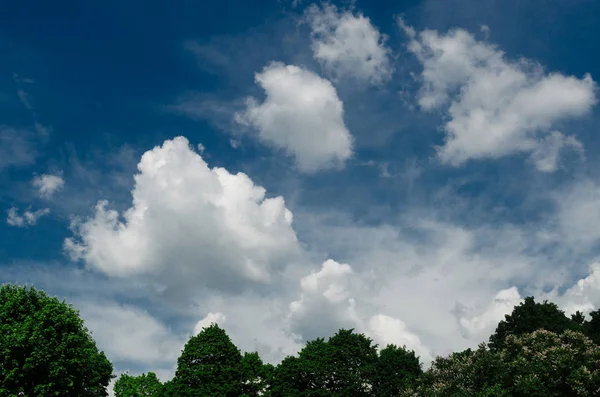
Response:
[2,0,600,390]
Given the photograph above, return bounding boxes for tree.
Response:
[172,323,242,397]
[489,296,578,350]
[582,309,600,345]
[240,351,273,396]
[501,329,600,396]
[113,372,162,397]
[272,329,378,397]
[372,344,422,397]
[0,284,114,397]
[406,330,600,397]
[270,356,308,397]
[405,345,509,397]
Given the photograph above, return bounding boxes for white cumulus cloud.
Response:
[236,62,353,173]
[193,312,227,335]
[367,314,432,364]
[401,22,596,168]
[551,262,600,315]
[6,207,50,227]
[32,172,65,198]
[288,259,361,341]
[455,286,522,340]
[305,4,393,84]
[287,259,431,363]
[64,136,300,293]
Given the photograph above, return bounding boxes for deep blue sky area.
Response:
[2,0,600,383]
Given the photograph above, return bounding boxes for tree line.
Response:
[2,284,600,396]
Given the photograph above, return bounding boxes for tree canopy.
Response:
[0,284,113,397]
[172,323,243,397]
[488,296,579,350]
[114,372,163,397]
[7,281,600,397]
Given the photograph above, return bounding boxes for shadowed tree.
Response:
[0,284,113,397]
[272,329,378,397]
[172,323,242,397]
[489,296,578,350]
[240,351,274,396]
[270,355,307,397]
[582,309,600,345]
[372,344,422,397]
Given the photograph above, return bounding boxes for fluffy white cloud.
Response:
[6,206,50,227]
[288,259,362,341]
[236,62,353,173]
[401,22,596,167]
[294,211,567,358]
[551,262,600,315]
[193,312,226,335]
[305,4,392,84]
[455,287,522,340]
[287,259,431,362]
[32,172,65,198]
[64,136,300,292]
[367,314,432,364]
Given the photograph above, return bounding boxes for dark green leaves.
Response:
[172,324,243,397]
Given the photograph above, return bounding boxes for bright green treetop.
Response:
[113,372,163,397]
[0,284,113,397]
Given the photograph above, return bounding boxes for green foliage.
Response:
[0,284,113,397]
[502,329,600,396]
[7,282,600,397]
[240,351,273,396]
[372,344,423,396]
[489,296,578,350]
[270,356,307,397]
[114,372,162,397]
[271,329,378,397]
[406,345,508,397]
[407,329,600,397]
[172,323,242,397]
[582,309,600,345]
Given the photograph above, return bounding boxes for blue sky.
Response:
[2,0,600,389]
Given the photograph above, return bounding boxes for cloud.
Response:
[554,180,600,251]
[79,301,185,367]
[305,4,393,84]
[235,62,353,173]
[193,312,226,335]
[32,172,65,198]
[0,127,38,169]
[455,286,522,340]
[288,259,362,341]
[287,259,432,363]
[6,207,50,227]
[552,262,600,315]
[64,137,300,293]
[401,22,596,167]
[13,73,50,136]
[367,314,432,363]
[530,131,584,172]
